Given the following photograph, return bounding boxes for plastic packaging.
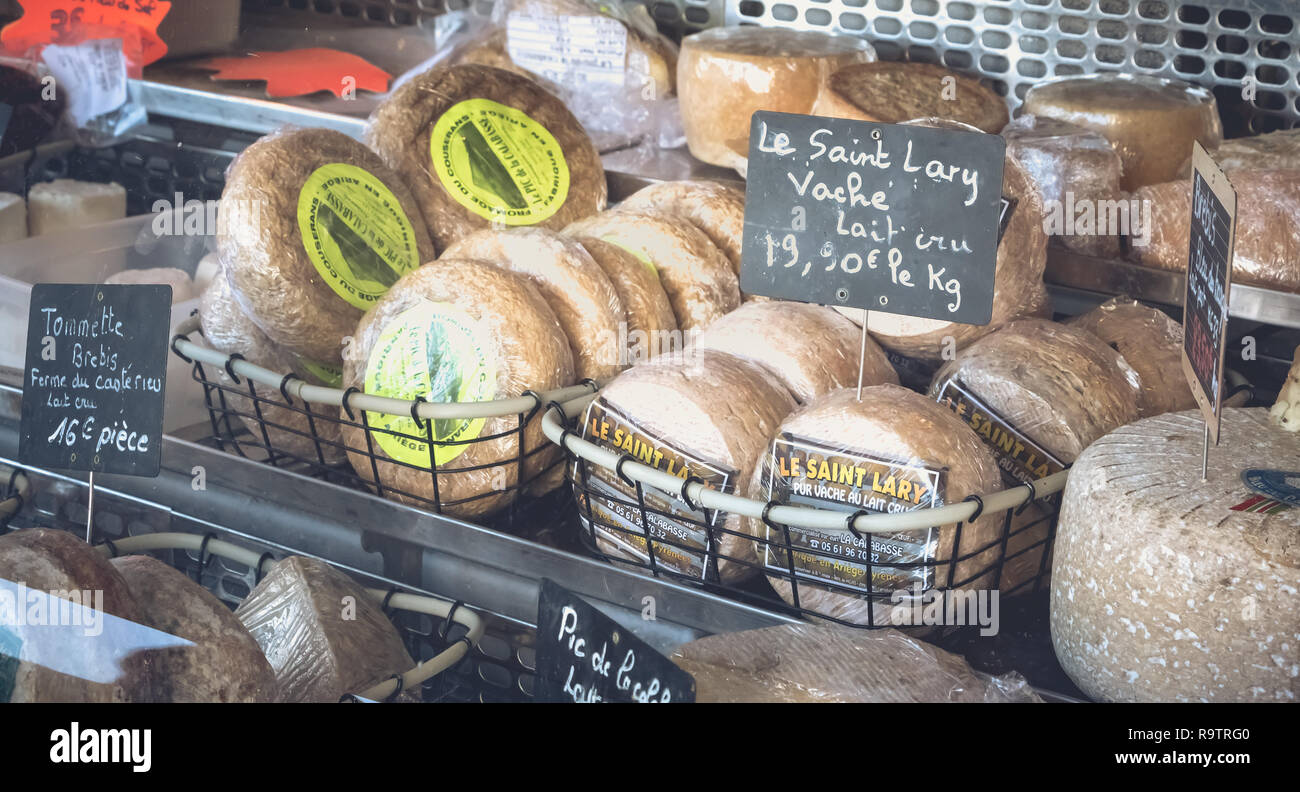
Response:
[672,623,1042,703]
[571,235,678,365]
[441,227,626,382]
[618,180,746,275]
[216,127,436,364]
[574,350,796,583]
[694,301,898,405]
[234,556,418,703]
[104,266,196,302]
[678,27,876,176]
[742,384,1005,626]
[1065,296,1195,418]
[1002,114,1125,258]
[366,63,607,251]
[1177,128,1300,177]
[1131,169,1300,293]
[340,259,575,519]
[1022,73,1223,192]
[812,61,1009,133]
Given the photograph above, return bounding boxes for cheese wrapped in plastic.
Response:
[1177,128,1300,177]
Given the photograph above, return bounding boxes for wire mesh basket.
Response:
[543,391,1067,630]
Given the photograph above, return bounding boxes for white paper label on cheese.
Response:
[506,13,628,88]
[41,39,128,127]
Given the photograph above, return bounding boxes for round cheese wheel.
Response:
[199,273,347,466]
[565,210,739,331]
[586,350,796,583]
[1022,73,1223,192]
[694,301,898,404]
[1065,297,1195,418]
[0,528,153,702]
[366,64,606,250]
[743,385,1004,626]
[341,259,574,519]
[812,61,1009,133]
[678,27,875,176]
[1002,114,1125,259]
[571,235,678,364]
[619,180,746,275]
[1177,128,1300,178]
[110,555,277,703]
[105,267,196,303]
[217,128,435,364]
[1052,409,1300,702]
[442,228,626,382]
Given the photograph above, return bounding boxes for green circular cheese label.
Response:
[602,234,656,274]
[364,301,496,468]
[297,163,422,311]
[296,356,344,388]
[430,98,570,225]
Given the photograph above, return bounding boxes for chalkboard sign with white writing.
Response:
[535,579,695,703]
[1181,143,1235,445]
[19,284,171,477]
[741,112,1006,323]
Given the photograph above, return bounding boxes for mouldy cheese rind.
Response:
[1021,73,1222,192]
[678,27,876,176]
[1064,296,1195,418]
[570,235,678,365]
[742,385,1004,627]
[110,555,277,703]
[366,64,606,250]
[1051,408,1300,702]
[1131,170,1300,294]
[441,227,626,382]
[217,128,435,365]
[26,179,126,236]
[618,180,746,276]
[694,301,898,404]
[341,258,574,519]
[565,209,739,332]
[812,61,1009,134]
[234,556,419,703]
[0,528,154,703]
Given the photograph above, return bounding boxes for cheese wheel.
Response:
[678,28,875,176]
[1132,170,1300,293]
[864,123,1049,360]
[695,301,898,404]
[743,385,1004,626]
[571,235,678,364]
[27,179,126,236]
[565,210,739,331]
[0,528,153,703]
[199,273,347,466]
[341,259,574,519]
[812,61,1009,133]
[578,350,796,583]
[366,64,606,249]
[1178,128,1300,178]
[217,128,435,364]
[442,228,625,381]
[0,191,26,243]
[1003,115,1125,259]
[193,253,221,294]
[105,267,196,303]
[1052,409,1300,702]
[235,556,419,702]
[1065,297,1195,418]
[1271,345,1300,431]
[1021,74,1223,192]
[619,180,745,275]
[110,555,277,703]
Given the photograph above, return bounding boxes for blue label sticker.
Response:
[1241,469,1300,508]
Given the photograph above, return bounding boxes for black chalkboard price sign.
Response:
[1181,143,1235,446]
[534,579,695,703]
[18,284,171,477]
[740,112,1006,324]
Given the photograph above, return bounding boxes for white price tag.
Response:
[41,38,129,127]
[507,13,628,87]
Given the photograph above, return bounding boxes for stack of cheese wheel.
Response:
[743,385,1004,626]
[1021,73,1222,192]
[367,64,607,250]
[812,61,1009,133]
[570,235,678,365]
[619,180,745,276]
[1051,408,1300,702]
[341,259,574,519]
[678,27,876,176]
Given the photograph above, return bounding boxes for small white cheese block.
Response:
[27,179,127,236]
[105,267,196,304]
[0,192,27,243]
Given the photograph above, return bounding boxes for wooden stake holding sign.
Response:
[740,112,1005,398]
[1180,143,1236,480]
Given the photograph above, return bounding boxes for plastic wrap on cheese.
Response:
[672,624,1041,702]
[1177,128,1300,178]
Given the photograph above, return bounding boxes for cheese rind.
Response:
[27,179,126,236]
[812,61,1009,133]
[0,191,26,243]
